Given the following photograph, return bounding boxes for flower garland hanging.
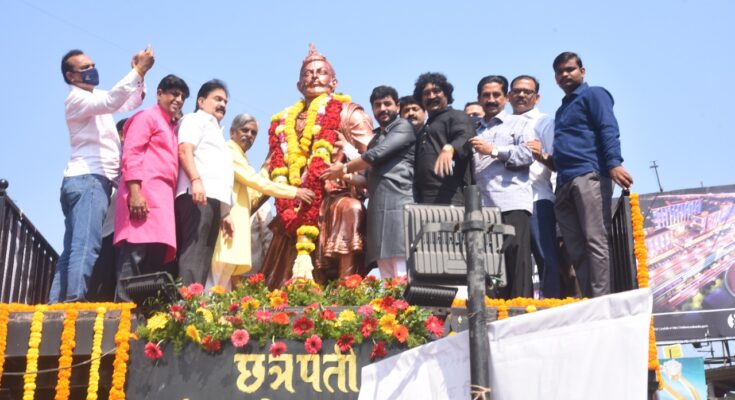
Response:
[109,306,135,400]
[54,309,78,400]
[23,305,46,400]
[630,193,662,388]
[0,307,9,387]
[86,306,106,400]
[268,93,349,278]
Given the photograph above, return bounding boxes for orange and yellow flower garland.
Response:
[86,306,106,400]
[630,192,662,387]
[109,306,134,400]
[0,302,136,399]
[0,307,9,386]
[23,304,46,400]
[54,309,78,400]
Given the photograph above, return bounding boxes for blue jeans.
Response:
[530,199,561,298]
[49,174,112,303]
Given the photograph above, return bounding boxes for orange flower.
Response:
[271,312,291,326]
[393,325,409,343]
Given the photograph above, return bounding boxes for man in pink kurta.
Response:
[113,75,190,301]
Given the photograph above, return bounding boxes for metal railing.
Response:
[610,189,638,293]
[0,179,58,304]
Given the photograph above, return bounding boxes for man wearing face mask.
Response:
[50,46,154,303]
[209,114,315,290]
[175,79,236,286]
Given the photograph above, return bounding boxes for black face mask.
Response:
[80,67,99,86]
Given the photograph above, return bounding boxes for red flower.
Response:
[425,315,445,337]
[337,334,355,353]
[225,315,243,327]
[271,312,290,326]
[304,302,320,313]
[363,275,377,283]
[360,317,378,338]
[269,341,287,358]
[393,325,408,343]
[304,335,323,354]
[371,341,387,360]
[144,342,163,360]
[231,329,250,348]
[247,274,265,285]
[228,303,240,313]
[320,309,336,321]
[169,304,185,322]
[380,296,397,314]
[255,310,272,322]
[188,283,204,297]
[292,317,314,336]
[342,274,363,289]
[201,336,221,353]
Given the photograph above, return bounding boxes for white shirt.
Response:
[64,68,145,180]
[520,108,556,202]
[176,110,234,205]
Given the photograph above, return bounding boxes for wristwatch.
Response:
[491,147,499,158]
[442,144,454,154]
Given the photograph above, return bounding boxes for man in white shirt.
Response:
[509,75,561,298]
[50,47,154,303]
[175,79,235,285]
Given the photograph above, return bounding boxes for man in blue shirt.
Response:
[552,52,633,298]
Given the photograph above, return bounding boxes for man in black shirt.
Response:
[412,72,475,205]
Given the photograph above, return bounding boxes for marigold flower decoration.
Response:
[22,305,46,400]
[54,309,78,400]
[109,306,135,400]
[268,93,349,279]
[86,307,106,400]
[0,307,9,387]
[630,193,661,386]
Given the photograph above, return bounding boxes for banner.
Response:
[657,357,707,399]
[642,184,735,341]
[359,289,651,400]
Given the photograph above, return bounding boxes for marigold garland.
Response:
[630,193,661,387]
[23,305,46,400]
[86,307,106,400]
[0,307,9,387]
[109,306,135,400]
[54,309,79,400]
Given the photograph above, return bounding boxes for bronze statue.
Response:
[260,44,373,288]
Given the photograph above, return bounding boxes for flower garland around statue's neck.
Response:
[268,93,348,278]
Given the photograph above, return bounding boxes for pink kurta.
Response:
[114,104,178,262]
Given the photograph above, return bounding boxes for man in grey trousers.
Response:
[551,51,633,298]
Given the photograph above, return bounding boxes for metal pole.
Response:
[462,185,491,399]
[650,161,663,193]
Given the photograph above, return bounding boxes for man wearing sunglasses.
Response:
[51,46,155,303]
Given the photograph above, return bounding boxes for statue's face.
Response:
[297,60,337,99]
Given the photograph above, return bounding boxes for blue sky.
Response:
[2,0,734,251]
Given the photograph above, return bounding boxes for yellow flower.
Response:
[245,299,261,310]
[210,285,226,295]
[370,299,383,312]
[196,308,213,323]
[146,312,169,332]
[525,305,537,313]
[338,310,356,323]
[186,325,200,343]
[379,314,399,335]
[270,289,287,308]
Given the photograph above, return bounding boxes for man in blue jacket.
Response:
[552,52,633,298]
